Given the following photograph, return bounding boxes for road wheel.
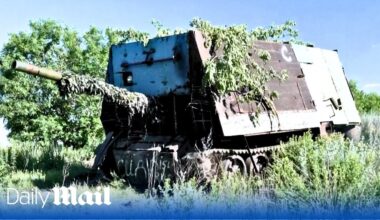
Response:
[344,125,362,141]
[221,155,247,176]
[245,154,269,176]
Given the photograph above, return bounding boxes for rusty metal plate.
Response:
[259,42,314,111]
[215,41,317,136]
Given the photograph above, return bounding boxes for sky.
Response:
[0,0,379,145]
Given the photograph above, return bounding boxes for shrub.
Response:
[267,132,380,210]
[0,140,95,188]
[349,80,380,113]
[361,113,380,146]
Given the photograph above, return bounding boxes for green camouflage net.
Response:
[57,74,149,115]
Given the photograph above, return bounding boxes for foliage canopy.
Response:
[0,20,149,147]
[349,80,380,113]
[190,19,299,120]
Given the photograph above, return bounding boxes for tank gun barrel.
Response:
[11,60,62,81]
[11,60,149,115]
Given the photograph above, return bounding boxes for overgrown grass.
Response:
[0,140,94,189]
[268,133,380,211]
[152,113,380,213]
[361,113,380,145]
[1,113,380,214]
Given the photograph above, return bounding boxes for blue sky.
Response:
[0,0,379,145]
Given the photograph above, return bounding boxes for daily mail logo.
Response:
[6,186,111,208]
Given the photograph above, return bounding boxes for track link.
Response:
[203,144,282,156]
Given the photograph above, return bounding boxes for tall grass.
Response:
[268,133,380,211]
[1,113,380,215]
[0,140,94,188]
[151,113,380,214]
[361,113,380,145]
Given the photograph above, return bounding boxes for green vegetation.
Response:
[349,80,380,113]
[361,113,380,145]
[0,19,299,148]
[0,21,106,148]
[190,19,294,120]
[148,116,380,213]
[0,20,151,148]
[268,133,380,209]
[147,115,380,213]
[0,18,302,191]
[1,19,380,214]
[0,140,92,188]
[0,114,379,213]
[190,18,293,98]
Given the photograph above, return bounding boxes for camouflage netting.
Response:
[57,74,149,115]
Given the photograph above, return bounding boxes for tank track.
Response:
[203,144,282,156]
[177,144,282,181]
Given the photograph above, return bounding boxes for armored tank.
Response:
[12,30,361,189]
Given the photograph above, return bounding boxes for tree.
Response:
[349,80,380,113]
[0,20,133,148]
